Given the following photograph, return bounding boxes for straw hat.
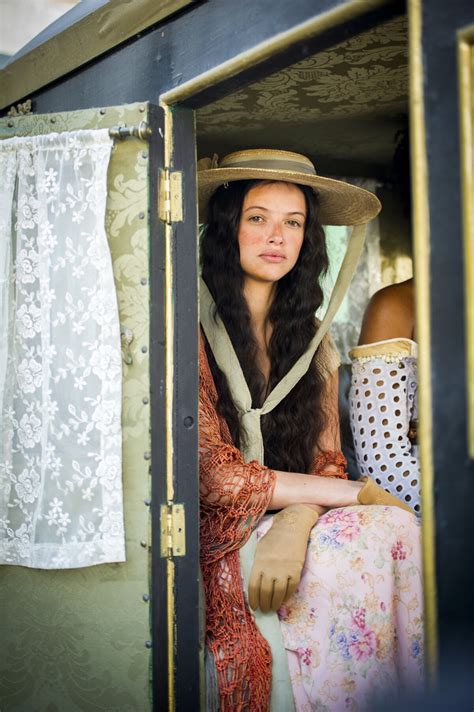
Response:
[198,148,381,226]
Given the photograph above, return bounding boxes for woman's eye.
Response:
[287,219,302,228]
[249,215,264,223]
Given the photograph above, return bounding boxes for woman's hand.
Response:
[357,476,414,514]
[248,504,320,612]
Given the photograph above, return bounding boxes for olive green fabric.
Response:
[0,104,152,711]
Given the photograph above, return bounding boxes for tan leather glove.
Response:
[248,504,319,613]
[357,475,414,514]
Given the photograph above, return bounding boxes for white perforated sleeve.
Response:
[349,342,420,514]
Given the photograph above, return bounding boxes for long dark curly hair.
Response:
[201,179,329,473]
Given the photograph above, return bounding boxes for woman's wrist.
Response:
[318,477,363,508]
[301,503,327,516]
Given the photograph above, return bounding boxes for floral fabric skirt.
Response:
[256,505,424,712]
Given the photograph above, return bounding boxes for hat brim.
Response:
[198,167,381,226]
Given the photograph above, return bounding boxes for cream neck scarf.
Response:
[199,223,366,464]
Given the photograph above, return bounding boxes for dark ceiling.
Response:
[196,14,408,179]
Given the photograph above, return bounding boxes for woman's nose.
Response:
[268,223,284,244]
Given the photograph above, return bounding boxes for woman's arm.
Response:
[201,369,361,513]
[351,281,420,513]
[349,348,420,513]
[359,280,415,344]
[200,336,361,520]
[269,470,363,510]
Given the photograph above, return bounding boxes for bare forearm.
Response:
[268,470,363,511]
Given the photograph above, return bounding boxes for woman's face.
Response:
[237,181,306,287]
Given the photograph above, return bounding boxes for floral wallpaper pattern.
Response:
[197,15,408,173]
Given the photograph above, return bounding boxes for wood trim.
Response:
[167,104,201,712]
[457,25,474,458]
[160,0,395,106]
[408,0,438,681]
[163,104,177,712]
[148,102,171,711]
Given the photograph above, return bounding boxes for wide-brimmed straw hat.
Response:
[198,148,381,226]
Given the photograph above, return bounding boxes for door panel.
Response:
[168,107,202,711]
[0,103,155,711]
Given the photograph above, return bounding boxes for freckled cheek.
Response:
[238,228,265,248]
[288,237,304,265]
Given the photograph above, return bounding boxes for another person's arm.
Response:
[350,281,420,513]
[359,280,414,344]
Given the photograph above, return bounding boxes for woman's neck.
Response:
[243,279,275,381]
[243,280,274,341]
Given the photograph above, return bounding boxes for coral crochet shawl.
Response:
[199,336,347,711]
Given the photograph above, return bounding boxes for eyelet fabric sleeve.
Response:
[349,339,420,514]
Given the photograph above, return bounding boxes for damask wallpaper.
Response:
[0,104,152,711]
[196,15,408,177]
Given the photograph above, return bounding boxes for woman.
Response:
[349,278,420,514]
[198,149,423,711]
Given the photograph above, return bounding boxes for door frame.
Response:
[152,0,437,708]
[409,0,474,689]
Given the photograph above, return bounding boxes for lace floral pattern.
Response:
[0,130,125,568]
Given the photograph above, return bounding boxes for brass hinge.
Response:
[159,168,183,224]
[160,502,186,558]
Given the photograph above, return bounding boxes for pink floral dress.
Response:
[257,505,424,711]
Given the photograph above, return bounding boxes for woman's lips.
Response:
[259,253,286,263]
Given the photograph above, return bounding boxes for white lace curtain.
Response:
[0,130,125,568]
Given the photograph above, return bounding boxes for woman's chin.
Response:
[243,265,294,284]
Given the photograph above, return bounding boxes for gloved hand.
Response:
[357,475,414,514]
[248,504,319,613]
